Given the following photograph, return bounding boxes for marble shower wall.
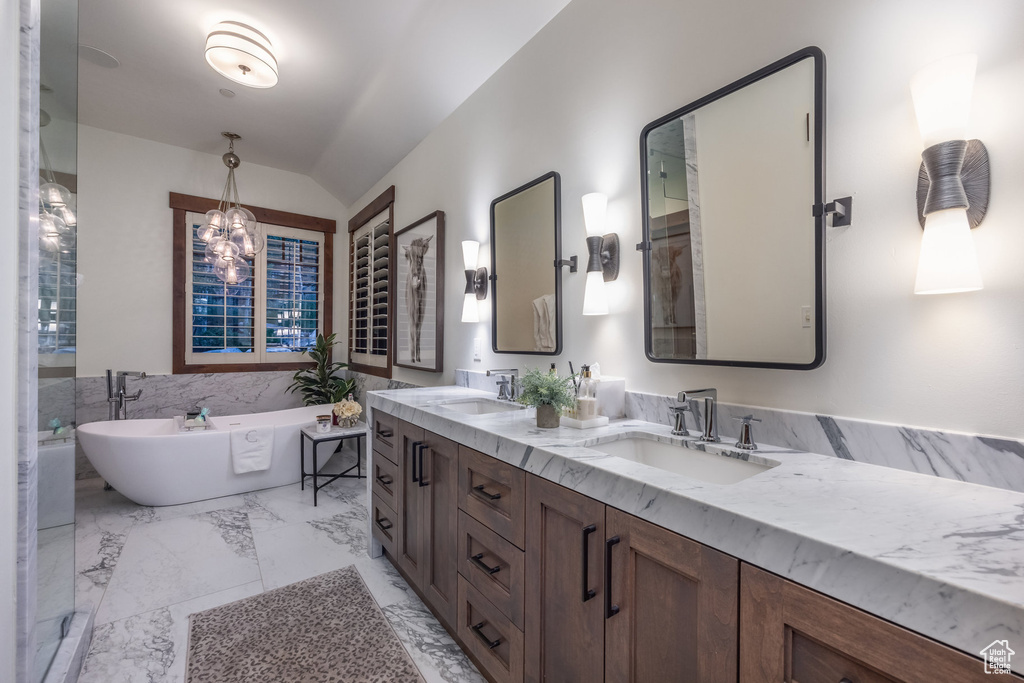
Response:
[16,0,41,679]
[625,390,1024,494]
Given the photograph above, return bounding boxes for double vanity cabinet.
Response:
[369,406,1015,683]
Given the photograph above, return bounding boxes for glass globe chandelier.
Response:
[38,109,76,256]
[197,132,264,285]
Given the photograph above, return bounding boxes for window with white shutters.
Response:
[172,193,335,374]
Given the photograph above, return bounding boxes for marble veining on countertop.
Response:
[368,386,1024,673]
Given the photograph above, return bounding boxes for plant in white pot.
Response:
[517,367,576,429]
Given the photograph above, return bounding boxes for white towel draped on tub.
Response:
[230,426,275,474]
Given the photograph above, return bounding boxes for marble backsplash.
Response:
[627,391,1024,494]
[454,370,1024,494]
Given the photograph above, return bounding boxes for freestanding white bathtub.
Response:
[77,405,336,506]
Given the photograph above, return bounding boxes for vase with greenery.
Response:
[287,333,358,407]
[517,367,575,428]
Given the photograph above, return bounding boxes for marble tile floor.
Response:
[74,449,484,683]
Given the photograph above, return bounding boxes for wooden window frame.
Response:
[171,191,336,374]
[347,186,395,379]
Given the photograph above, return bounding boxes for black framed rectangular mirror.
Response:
[640,46,826,370]
[490,171,562,355]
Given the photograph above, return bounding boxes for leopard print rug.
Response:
[186,565,423,682]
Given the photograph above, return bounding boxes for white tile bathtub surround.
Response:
[625,390,1024,494]
[16,0,41,679]
[367,386,1024,674]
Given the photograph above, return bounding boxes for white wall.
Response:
[76,126,348,377]
[344,0,1024,440]
[0,0,21,676]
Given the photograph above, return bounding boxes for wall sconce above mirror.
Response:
[639,46,828,369]
[911,54,988,295]
[581,192,619,316]
[490,172,563,355]
[461,240,488,323]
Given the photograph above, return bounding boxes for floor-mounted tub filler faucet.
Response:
[678,388,719,442]
[486,368,519,401]
[106,369,147,420]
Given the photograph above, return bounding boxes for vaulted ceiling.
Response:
[76,0,571,205]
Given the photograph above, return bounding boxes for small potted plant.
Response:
[287,333,358,408]
[517,367,576,429]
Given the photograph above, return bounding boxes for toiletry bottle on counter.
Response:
[578,367,597,420]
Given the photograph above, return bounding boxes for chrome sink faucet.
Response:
[669,402,694,436]
[678,388,719,442]
[487,368,519,401]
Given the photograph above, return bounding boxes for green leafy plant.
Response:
[516,367,576,411]
[287,333,358,406]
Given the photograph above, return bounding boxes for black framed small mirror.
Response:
[490,172,563,355]
[640,46,826,370]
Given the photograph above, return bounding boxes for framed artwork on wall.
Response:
[393,211,444,372]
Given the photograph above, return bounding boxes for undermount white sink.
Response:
[437,398,526,415]
[590,437,776,485]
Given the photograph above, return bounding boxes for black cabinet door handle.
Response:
[376,427,393,438]
[605,536,620,619]
[375,518,393,531]
[418,445,428,487]
[471,484,502,501]
[582,524,597,602]
[375,473,393,486]
[410,441,423,482]
[471,621,501,649]
[470,552,501,575]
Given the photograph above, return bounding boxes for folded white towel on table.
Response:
[230,426,275,474]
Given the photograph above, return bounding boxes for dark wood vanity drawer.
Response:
[459,445,525,549]
[458,575,524,683]
[371,493,398,556]
[739,563,1014,682]
[371,452,398,510]
[458,510,525,630]
[372,410,398,464]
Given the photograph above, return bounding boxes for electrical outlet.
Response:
[473,337,482,361]
[801,305,812,328]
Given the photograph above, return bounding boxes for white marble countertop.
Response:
[367,386,1024,671]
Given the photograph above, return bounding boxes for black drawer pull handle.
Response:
[471,621,501,649]
[582,524,597,602]
[605,536,620,619]
[471,484,502,501]
[375,518,393,531]
[376,428,393,438]
[470,553,501,575]
[418,445,428,488]
[375,474,393,486]
[411,441,423,482]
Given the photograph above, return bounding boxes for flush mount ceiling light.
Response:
[205,21,278,89]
